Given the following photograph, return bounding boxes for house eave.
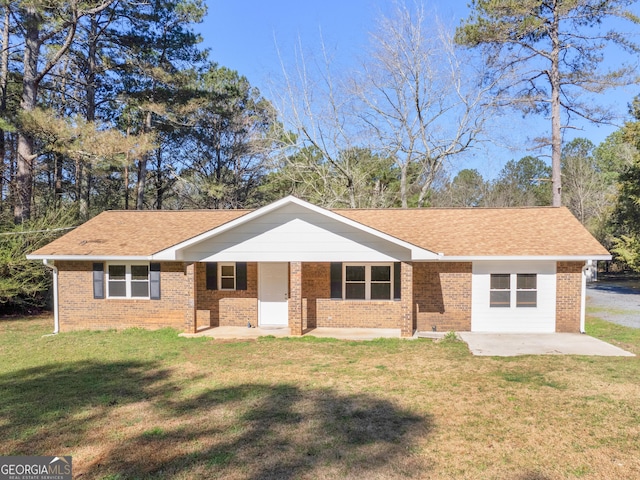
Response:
[435,254,612,262]
[26,254,153,261]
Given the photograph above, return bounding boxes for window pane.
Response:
[346,266,365,282]
[490,274,510,290]
[221,277,235,290]
[131,281,149,297]
[517,290,537,307]
[371,266,391,282]
[371,283,391,300]
[490,290,510,307]
[517,274,537,290]
[109,265,125,280]
[221,265,234,277]
[109,281,126,297]
[131,265,149,281]
[345,283,365,299]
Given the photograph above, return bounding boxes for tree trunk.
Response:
[55,152,63,208]
[550,0,562,207]
[400,164,408,208]
[15,8,40,223]
[136,111,152,210]
[0,6,9,207]
[79,15,99,221]
[155,146,163,209]
[124,163,129,209]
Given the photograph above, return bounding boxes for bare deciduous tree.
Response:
[353,3,500,207]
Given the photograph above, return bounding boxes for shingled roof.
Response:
[29,201,609,259]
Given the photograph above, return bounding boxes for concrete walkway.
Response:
[181,326,401,341]
[458,332,635,357]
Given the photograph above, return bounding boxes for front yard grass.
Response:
[0,315,638,479]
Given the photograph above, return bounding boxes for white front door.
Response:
[258,263,289,326]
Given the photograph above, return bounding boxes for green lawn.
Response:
[0,315,639,479]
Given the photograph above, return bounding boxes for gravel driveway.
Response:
[586,279,640,329]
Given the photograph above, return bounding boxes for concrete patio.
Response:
[458,332,636,357]
[180,326,402,341]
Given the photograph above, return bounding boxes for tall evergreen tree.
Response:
[456,0,639,207]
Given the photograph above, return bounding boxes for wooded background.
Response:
[2,0,640,310]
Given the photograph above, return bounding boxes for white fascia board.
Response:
[435,254,612,262]
[26,254,152,261]
[152,195,439,261]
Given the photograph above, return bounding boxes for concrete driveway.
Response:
[458,332,635,357]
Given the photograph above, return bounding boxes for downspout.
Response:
[580,260,592,334]
[43,259,59,335]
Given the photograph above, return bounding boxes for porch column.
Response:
[400,261,414,337]
[184,262,198,333]
[289,261,303,336]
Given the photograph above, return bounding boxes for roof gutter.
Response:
[435,255,612,262]
[27,254,152,261]
[42,260,59,335]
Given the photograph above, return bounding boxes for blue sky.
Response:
[196,1,639,179]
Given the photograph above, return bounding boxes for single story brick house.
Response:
[28,196,610,337]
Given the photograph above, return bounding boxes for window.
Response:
[344,264,392,300]
[516,274,537,307]
[108,265,127,297]
[107,264,150,298]
[130,265,149,297]
[205,262,247,291]
[219,263,236,290]
[490,274,510,308]
[489,273,538,308]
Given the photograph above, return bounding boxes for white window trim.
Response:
[516,273,537,308]
[218,262,236,291]
[106,262,150,299]
[489,273,538,309]
[343,263,394,301]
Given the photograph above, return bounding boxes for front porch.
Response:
[182,261,415,337]
[181,325,402,341]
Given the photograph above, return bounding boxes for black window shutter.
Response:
[236,262,247,290]
[330,262,342,299]
[93,262,104,299]
[394,262,401,300]
[206,262,217,290]
[150,263,161,300]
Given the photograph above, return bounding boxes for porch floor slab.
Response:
[457,332,635,357]
[180,326,401,341]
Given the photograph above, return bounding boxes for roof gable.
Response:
[154,196,439,262]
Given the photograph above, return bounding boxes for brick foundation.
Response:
[556,261,583,333]
[414,262,472,332]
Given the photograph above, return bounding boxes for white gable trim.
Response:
[151,196,439,261]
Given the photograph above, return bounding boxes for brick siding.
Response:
[300,262,404,329]
[414,262,472,332]
[56,260,477,334]
[289,262,303,335]
[556,261,583,333]
[56,261,187,331]
[195,262,258,328]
